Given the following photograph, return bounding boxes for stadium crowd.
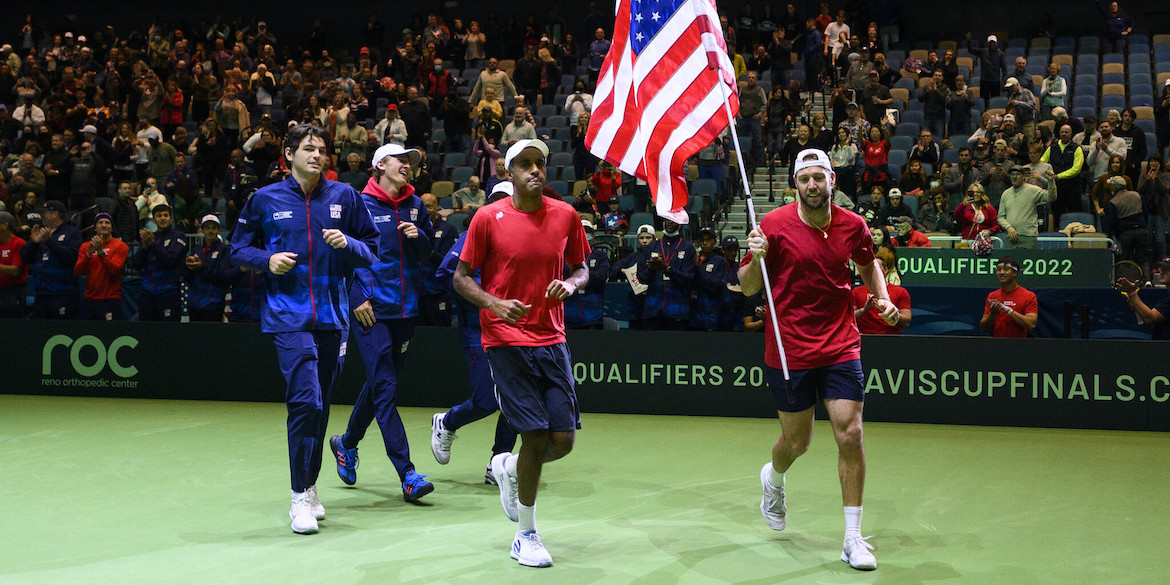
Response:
[0,3,1166,335]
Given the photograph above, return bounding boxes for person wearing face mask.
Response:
[642,217,696,330]
[501,106,537,154]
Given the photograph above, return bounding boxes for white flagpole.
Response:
[695,6,794,393]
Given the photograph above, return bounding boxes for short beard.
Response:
[799,190,829,209]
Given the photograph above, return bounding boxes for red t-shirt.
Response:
[851,284,911,334]
[0,235,27,288]
[74,238,130,300]
[460,196,590,348]
[741,203,875,369]
[890,230,932,247]
[864,139,889,167]
[984,285,1037,338]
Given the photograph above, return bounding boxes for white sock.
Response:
[505,453,519,476]
[518,503,536,533]
[291,489,305,501]
[844,506,863,537]
[767,463,785,488]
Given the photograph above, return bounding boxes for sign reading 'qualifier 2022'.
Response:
[896,248,1114,288]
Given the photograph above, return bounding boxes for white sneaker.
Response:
[484,463,496,485]
[490,452,518,522]
[511,530,553,567]
[305,485,325,520]
[841,534,877,570]
[759,463,787,531]
[289,492,319,534]
[431,413,457,465]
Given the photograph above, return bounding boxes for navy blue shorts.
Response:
[485,343,581,433]
[766,359,864,413]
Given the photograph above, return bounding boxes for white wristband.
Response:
[1005,307,1014,315]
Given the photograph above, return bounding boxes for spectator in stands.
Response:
[943,75,972,137]
[872,52,901,89]
[485,155,510,194]
[859,70,892,127]
[908,128,941,168]
[453,175,486,212]
[980,139,1014,205]
[1044,124,1087,216]
[334,113,367,165]
[107,180,139,244]
[42,133,73,206]
[1091,154,1131,216]
[6,153,44,200]
[690,227,730,331]
[993,114,1027,164]
[501,106,536,153]
[74,212,127,320]
[898,159,930,197]
[830,126,859,199]
[1004,78,1036,139]
[852,251,910,333]
[133,204,188,321]
[536,48,561,107]
[439,93,472,156]
[999,166,1058,249]
[1039,64,1068,122]
[965,33,1008,99]
[1009,58,1033,94]
[338,153,368,192]
[21,200,81,319]
[373,104,407,147]
[1156,82,1170,159]
[802,18,824,89]
[564,219,608,330]
[146,135,178,186]
[877,187,914,230]
[980,256,1037,338]
[397,86,430,149]
[869,226,896,255]
[571,110,598,183]
[600,198,629,236]
[470,58,517,105]
[1097,1,1134,54]
[1073,115,1101,159]
[860,125,890,192]
[738,71,767,171]
[513,45,541,106]
[589,160,622,205]
[419,192,456,327]
[1087,120,1128,181]
[1103,175,1151,273]
[0,211,26,319]
[917,189,956,234]
[1115,256,1170,340]
[1116,108,1147,186]
[890,216,931,247]
[943,147,977,202]
[183,216,233,323]
[222,149,257,228]
[471,125,503,185]
[954,182,999,241]
[919,70,948,139]
[642,218,695,330]
[1138,153,1170,260]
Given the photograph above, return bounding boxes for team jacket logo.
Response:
[273,211,293,220]
[373,215,393,223]
[409,208,418,221]
[435,230,443,238]
[330,204,342,219]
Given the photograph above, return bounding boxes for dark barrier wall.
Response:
[6,321,1169,431]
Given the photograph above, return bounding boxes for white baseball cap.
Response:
[581,219,596,231]
[371,143,421,167]
[504,139,549,169]
[792,148,833,177]
[200,214,220,226]
[489,181,513,199]
[987,34,998,43]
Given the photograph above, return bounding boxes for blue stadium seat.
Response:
[559,167,577,182]
[544,139,564,152]
[535,104,558,118]
[894,123,919,138]
[1072,107,1096,119]
[1026,64,1045,77]
[449,166,474,184]
[1073,95,1097,109]
[1006,47,1026,59]
[1136,119,1156,134]
[1074,74,1097,87]
[1103,53,1125,64]
[942,148,959,164]
[1130,63,1151,77]
[554,127,572,141]
[549,152,573,167]
[989,97,1008,110]
[1027,55,1048,68]
[1101,95,1126,110]
[447,213,468,232]
[1078,54,1099,65]
[1132,94,1154,107]
[547,180,568,195]
[1059,212,1094,230]
[1074,83,1097,97]
[1129,53,1151,64]
[442,152,466,169]
[1102,73,1125,85]
[1053,45,1075,56]
[1131,83,1153,97]
[901,110,925,126]
[1157,62,1170,75]
[1075,63,1097,76]
[895,77,916,90]
[691,178,718,196]
[888,149,909,169]
[1078,36,1101,50]
[546,115,568,128]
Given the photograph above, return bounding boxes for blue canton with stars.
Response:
[630,0,688,54]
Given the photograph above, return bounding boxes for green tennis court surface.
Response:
[2,395,1166,585]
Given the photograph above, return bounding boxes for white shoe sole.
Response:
[510,550,553,567]
[841,551,877,570]
[759,463,786,531]
[290,512,318,534]
[490,452,518,522]
[431,413,451,465]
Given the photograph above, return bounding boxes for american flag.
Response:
[585,0,738,224]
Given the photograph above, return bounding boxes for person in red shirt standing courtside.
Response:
[74,212,129,320]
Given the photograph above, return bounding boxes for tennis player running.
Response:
[739,148,897,570]
[453,139,590,567]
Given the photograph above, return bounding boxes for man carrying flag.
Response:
[586,0,738,224]
[739,149,897,571]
